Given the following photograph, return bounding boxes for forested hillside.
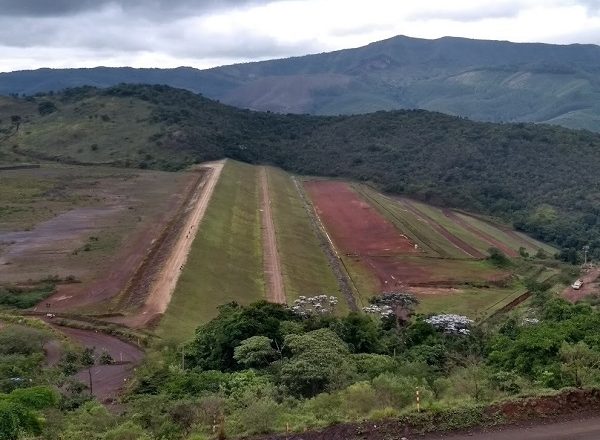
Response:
[1,84,599,259]
[2,36,600,131]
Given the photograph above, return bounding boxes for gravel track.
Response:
[260,167,286,304]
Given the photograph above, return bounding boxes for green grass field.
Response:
[415,283,527,319]
[0,94,194,169]
[159,160,265,342]
[266,167,345,309]
[405,200,493,255]
[456,212,556,255]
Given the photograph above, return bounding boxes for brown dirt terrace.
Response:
[304,181,421,291]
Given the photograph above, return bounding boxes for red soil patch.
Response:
[563,267,600,302]
[305,181,416,256]
[305,181,421,290]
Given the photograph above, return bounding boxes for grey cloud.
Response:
[0,0,102,16]
[0,7,317,65]
[408,2,522,22]
[578,0,600,14]
[0,0,279,17]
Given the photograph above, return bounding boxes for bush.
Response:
[487,247,512,267]
[302,392,343,425]
[353,353,398,379]
[372,374,430,409]
[228,398,281,435]
[340,382,378,418]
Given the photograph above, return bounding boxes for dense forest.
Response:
[1,84,600,260]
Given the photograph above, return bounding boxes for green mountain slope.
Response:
[1,84,599,259]
[2,36,600,131]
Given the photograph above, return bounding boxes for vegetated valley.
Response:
[1,84,600,439]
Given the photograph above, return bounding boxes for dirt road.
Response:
[260,167,286,304]
[124,160,225,327]
[47,324,143,403]
[421,415,600,439]
[563,266,600,302]
[257,413,600,440]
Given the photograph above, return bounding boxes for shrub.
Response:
[340,382,378,418]
[372,374,430,409]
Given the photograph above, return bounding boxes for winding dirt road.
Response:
[45,323,143,403]
[260,167,286,304]
[124,160,225,327]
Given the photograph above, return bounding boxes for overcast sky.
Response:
[1,0,599,72]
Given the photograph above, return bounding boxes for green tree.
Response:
[80,348,95,395]
[280,328,355,397]
[487,247,511,267]
[332,313,382,353]
[559,341,600,387]
[233,336,277,368]
[186,301,296,371]
[0,326,49,356]
[0,387,57,440]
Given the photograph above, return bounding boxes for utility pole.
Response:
[583,245,590,266]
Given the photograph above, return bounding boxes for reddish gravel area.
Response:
[305,181,417,256]
[305,181,420,290]
[49,324,143,403]
[564,267,600,302]
[39,173,198,313]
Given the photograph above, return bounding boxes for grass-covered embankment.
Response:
[159,160,264,341]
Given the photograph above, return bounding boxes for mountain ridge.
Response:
[1,35,600,130]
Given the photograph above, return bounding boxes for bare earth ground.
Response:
[256,413,600,440]
[563,266,600,302]
[260,167,286,304]
[0,167,193,311]
[118,160,225,328]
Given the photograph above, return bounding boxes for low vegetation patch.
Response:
[0,283,55,309]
